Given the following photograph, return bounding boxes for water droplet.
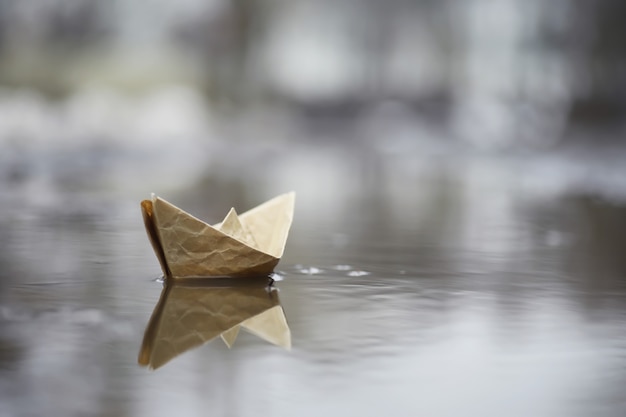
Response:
[298,267,323,275]
[347,270,370,277]
[270,272,284,281]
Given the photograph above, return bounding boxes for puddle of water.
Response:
[0,154,625,417]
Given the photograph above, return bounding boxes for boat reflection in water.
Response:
[138,277,291,370]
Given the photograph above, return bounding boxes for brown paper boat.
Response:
[141,192,295,278]
[138,280,291,369]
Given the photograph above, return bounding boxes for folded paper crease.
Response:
[141,192,295,278]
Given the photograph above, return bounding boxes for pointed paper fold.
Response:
[141,192,295,278]
[138,280,291,369]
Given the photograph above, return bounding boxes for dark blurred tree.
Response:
[46,0,109,46]
[568,0,626,125]
[0,0,109,49]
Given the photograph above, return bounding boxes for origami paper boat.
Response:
[141,192,295,278]
[138,280,290,369]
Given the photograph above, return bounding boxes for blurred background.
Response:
[1,0,626,162]
[1,0,626,193]
[1,1,626,417]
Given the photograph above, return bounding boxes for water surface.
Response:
[1,155,625,417]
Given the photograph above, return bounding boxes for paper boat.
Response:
[141,192,295,278]
[138,279,291,369]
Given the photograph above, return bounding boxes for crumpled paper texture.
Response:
[141,192,295,277]
[138,281,291,369]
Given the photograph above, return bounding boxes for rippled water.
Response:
[1,153,625,417]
